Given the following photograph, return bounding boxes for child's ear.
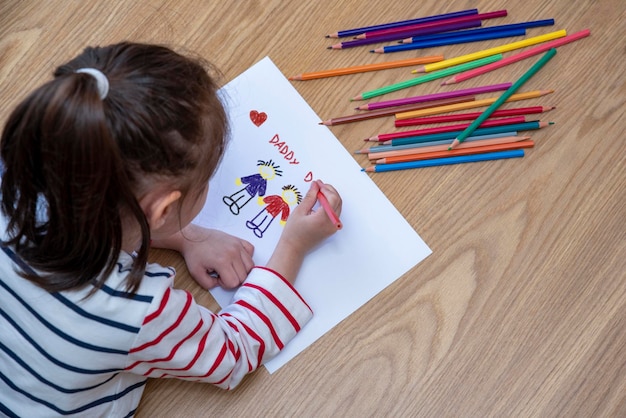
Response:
[142,189,182,230]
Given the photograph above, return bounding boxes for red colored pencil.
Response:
[395,105,555,127]
[366,116,526,142]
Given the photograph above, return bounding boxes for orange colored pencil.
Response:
[395,90,554,120]
[368,135,527,160]
[374,140,534,164]
[288,56,444,81]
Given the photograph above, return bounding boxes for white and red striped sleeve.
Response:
[125,266,312,389]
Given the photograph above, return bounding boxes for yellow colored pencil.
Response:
[395,90,554,120]
[412,29,566,74]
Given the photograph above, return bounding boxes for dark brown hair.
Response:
[0,42,228,294]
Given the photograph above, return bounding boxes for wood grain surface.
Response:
[1,0,625,416]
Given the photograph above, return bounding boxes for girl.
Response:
[0,42,342,417]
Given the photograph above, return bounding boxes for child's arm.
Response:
[150,225,255,289]
[127,180,342,389]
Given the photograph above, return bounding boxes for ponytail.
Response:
[1,70,149,293]
[1,42,227,295]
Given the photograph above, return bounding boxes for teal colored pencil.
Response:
[363,132,518,154]
[388,121,550,147]
[449,48,557,149]
[352,54,503,101]
[363,149,525,172]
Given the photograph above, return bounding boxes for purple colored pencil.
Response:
[326,9,479,38]
[356,83,513,111]
[328,20,481,49]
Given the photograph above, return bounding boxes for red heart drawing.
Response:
[250,110,267,127]
[304,171,313,182]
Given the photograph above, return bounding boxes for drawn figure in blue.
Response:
[222,159,283,215]
[246,185,302,239]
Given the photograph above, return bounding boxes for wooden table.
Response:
[2,0,625,416]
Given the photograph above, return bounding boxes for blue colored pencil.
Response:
[325,9,478,38]
[363,149,525,172]
[372,28,527,54]
[399,19,555,43]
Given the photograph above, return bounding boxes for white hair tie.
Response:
[76,68,109,99]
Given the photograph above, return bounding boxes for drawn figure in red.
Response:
[246,185,302,238]
[222,159,283,215]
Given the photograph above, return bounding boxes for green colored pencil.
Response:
[449,48,557,150]
[351,54,503,101]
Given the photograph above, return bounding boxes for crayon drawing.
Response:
[246,185,302,238]
[193,57,431,373]
[222,159,283,215]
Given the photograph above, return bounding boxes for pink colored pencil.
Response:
[443,29,591,85]
[317,183,342,229]
[356,82,512,111]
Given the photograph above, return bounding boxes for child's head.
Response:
[0,42,228,293]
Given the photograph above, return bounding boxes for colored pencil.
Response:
[328,20,481,49]
[357,131,519,154]
[288,56,444,81]
[355,10,507,40]
[366,116,526,142]
[355,82,512,111]
[395,105,555,127]
[443,29,591,84]
[400,19,555,44]
[319,96,476,126]
[362,149,525,173]
[352,55,503,101]
[395,90,554,119]
[449,48,557,150]
[413,29,565,73]
[371,28,526,54]
[325,9,478,38]
[374,140,534,164]
[368,135,527,160]
[385,121,552,147]
[317,182,342,229]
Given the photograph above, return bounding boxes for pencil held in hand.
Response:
[316,180,342,229]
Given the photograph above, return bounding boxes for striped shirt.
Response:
[0,242,312,417]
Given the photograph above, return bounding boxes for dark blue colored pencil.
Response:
[399,19,555,43]
[325,9,478,38]
[372,28,527,54]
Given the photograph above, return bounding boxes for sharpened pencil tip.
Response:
[326,46,332,50]
[549,122,555,125]
[369,50,375,53]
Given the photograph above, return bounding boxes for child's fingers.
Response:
[316,180,342,216]
[296,180,321,213]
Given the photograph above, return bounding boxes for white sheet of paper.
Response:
[193,57,432,373]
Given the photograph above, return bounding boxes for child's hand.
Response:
[175,225,255,289]
[266,180,342,282]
